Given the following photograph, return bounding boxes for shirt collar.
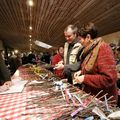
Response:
[69,38,78,46]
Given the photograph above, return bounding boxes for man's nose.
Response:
[66,37,69,40]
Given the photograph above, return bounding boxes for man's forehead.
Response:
[65,28,73,35]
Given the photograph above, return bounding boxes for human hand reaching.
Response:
[73,71,84,84]
[0,84,9,92]
[74,71,82,78]
[3,81,12,87]
[54,61,64,70]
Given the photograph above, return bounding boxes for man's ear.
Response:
[86,34,91,40]
[74,32,78,37]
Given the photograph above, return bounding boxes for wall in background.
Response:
[102,31,120,45]
[0,40,4,50]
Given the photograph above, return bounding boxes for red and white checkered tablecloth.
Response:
[0,90,72,120]
[0,92,35,120]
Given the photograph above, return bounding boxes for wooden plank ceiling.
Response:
[0,0,120,52]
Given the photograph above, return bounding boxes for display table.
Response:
[0,64,119,120]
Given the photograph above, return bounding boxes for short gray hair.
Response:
[64,24,78,34]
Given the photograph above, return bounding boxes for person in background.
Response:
[54,24,83,84]
[115,46,120,89]
[0,51,12,92]
[41,52,51,64]
[115,46,120,65]
[73,22,118,102]
[51,46,64,78]
[28,51,36,64]
[9,53,22,75]
[50,49,58,64]
[110,45,120,89]
[21,53,28,65]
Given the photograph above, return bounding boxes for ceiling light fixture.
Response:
[27,0,34,7]
[14,49,19,54]
[34,40,52,49]
[29,26,32,30]
[29,35,32,38]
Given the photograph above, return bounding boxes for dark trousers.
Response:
[64,67,73,84]
[64,67,82,89]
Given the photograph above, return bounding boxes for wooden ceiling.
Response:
[0,0,120,52]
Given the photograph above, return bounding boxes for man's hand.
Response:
[54,61,64,70]
[3,81,12,87]
[0,85,9,92]
[58,60,63,64]
[0,81,12,92]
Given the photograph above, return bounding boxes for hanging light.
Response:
[26,0,34,7]
[34,40,52,49]
[14,49,19,54]
[29,26,32,30]
[29,35,32,38]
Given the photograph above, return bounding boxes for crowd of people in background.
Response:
[110,43,120,65]
[2,51,51,75]
[110,44,120,89]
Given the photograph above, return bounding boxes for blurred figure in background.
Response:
[21,53,28,65]
[41,52,51,64]
[115,46,120,65]
[9,53,22,75]
[51,46,64,78]
[27,51,36,64]
[0,51,12,92]
[116,46,120,89]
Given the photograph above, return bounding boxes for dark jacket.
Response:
[0,52,11,85]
